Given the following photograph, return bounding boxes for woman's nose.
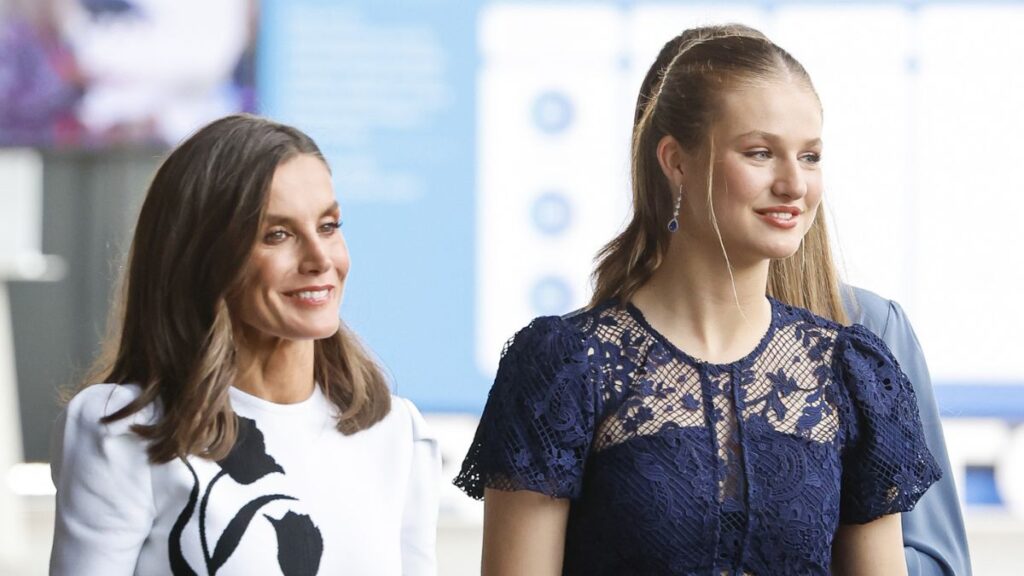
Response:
[298,238,332,275]
[771,160,807,200]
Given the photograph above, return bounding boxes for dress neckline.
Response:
[623,296,781,370]
[229,382,325,415]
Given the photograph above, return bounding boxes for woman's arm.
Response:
[454,317,592,575]
[482,488,569,576]
[49,384,155,576]
[832,513,908,576]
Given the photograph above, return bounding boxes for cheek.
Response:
[334,242,351,280]
[803,187,823,232]
[806,173,824,207]
[243,254,290,301]
[717,163,762,206]
[228,276,267,328]
[804,205,820,233]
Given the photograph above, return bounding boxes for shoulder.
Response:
[520,311,586,341]
[562,299,618,327]
[768,299,898,374]
[361,396,438,465]
[841,284,897,336]
[499,311,591,364]
[385,395,437,444]
[832,322,907,397]
[770,295,902,355]
[772,297,844,334]
[52,384,157,484]
[371,396,440,479]
[838,286,924,361]
[511,300,621,348]
[63,383,158,436]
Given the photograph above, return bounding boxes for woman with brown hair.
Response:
[49,114,440,575]
[456,24,941,575]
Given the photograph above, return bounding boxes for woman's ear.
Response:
[655,134,686,187]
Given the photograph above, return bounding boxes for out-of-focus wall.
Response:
[8,151,159,460]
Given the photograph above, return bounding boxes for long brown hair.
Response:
[82,114,391,463]
[590,24,848,324]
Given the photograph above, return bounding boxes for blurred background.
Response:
[1,0,1022,574]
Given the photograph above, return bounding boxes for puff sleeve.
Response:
[49,384,156,575]
[835,324,943,524]
[398,397,442,576]
[454,316,595,500]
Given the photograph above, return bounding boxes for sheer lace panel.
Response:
[741,320,841,443]
[589,308,706,452]
[588,305,841,454]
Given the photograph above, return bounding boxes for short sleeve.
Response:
[397,397,441,576]
[454,316,595,500]
[835,324,943,524]
[50,384,156,576]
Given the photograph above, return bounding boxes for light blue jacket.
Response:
[844,286,972,576]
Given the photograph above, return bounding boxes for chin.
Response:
[281,319,340,341]
[770,246,802,260]
[758,236,805,259]
[308,322,341,340]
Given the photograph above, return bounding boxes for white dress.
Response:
[50,383,440,576]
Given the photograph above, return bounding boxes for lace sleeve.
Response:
[836,324,943,524]
[454,316,595,500]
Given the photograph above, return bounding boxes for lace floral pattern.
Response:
[454,298,942,575]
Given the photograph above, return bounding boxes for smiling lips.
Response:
[285,286,334,306]
[755,206,802,230]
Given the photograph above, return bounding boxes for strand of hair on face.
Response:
[704,135,747,322]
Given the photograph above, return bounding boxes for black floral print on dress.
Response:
[170,416,323,575]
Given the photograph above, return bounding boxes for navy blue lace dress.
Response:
[455,298,941,575]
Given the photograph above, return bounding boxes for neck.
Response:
[631,235,772,363]
[233,335,316,404]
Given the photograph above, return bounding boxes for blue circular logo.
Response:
[531,276,573,315]
[532,91,574,134]
[531,192,572,236]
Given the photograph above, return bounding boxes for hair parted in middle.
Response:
[82,114,392,463]
[590,23,848,324]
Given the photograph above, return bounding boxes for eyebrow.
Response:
[736,130,822,147]
[263,201,340,226]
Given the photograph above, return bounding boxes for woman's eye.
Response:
[263,229,289,244]
[318,220,342,235]
[747,150,771,160]
[801,152,822,164]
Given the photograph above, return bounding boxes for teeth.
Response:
[767,212,794,220]
[295,289,329,300]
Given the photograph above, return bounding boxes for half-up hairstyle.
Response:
[82,114,391,463]
[591,23,848,324]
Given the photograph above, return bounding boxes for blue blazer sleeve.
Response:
[843,286,972,576]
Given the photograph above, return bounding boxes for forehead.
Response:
[713,80,822,141]
[266,154,335,212]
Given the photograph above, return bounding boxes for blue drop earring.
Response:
[667,184,683,233]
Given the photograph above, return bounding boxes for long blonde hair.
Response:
[591,24,848,324]
[80,114,391,463]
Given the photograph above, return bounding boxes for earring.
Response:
[667,184,683,232]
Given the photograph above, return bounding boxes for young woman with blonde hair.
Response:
[635,27,970,576]
[50,114,440,575]
[457,24,941,575]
